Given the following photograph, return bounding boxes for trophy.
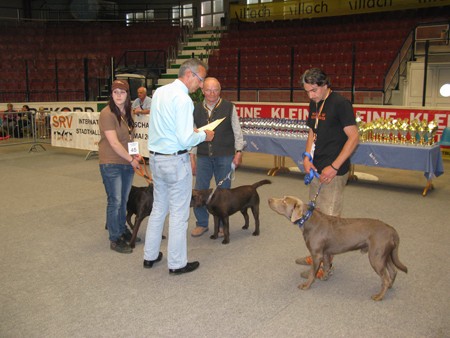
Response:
[385,118,394,143]
[380,118,389,143]
[426,120,438,145]
[417,119,428,145]
[356,112,371,142]
[365,121,373,142]
[409,119,420,144]
[358,121,367,142]
[372,119,382,142]
[399,118,410,144]
[392,118,401,143]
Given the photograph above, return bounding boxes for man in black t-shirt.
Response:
[297,68,359,276]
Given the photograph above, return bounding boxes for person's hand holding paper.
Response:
[198,117,226,131]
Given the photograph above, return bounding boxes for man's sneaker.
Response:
[295,256,313,265]
[110,238,133,254]
[300,264,334,280]
[121,228,141,243]
[191,226,208,237]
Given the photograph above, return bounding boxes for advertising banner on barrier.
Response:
[51,111,150,157]
[234,102,450,136]
[231,0,450,22]
[51,111,100,151]
[39,103,450,152]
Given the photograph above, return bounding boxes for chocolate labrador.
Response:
[268,195,408,301]
[191,179,271,244]
[125,184,153,248]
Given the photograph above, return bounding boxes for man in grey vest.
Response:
[190,77,244,237]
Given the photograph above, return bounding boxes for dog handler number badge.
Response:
[128,141,139,155]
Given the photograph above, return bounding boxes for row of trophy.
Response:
[240,118,309,139]
[238,116,439,145]
[356,116,439,146]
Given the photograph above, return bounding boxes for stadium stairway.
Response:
[157,26,224,87]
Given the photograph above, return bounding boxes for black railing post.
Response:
[290,47,294,103]
[422,40,429,107]
[84,58,89,101]
[25,60,30,102]
[351,43,355,104]
[237,49,241,101]
[55,59,59,102]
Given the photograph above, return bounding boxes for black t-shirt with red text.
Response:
[306,91,356,175]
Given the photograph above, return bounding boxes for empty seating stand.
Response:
[0,21,181,102]
[211,8,446,94]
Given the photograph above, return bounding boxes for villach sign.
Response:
[231,0,450,22]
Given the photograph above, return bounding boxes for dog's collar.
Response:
[294,201,316,228]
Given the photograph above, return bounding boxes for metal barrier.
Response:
[0,111,51,152]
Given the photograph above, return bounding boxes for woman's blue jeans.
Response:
[194,155,234,228]
[100,164,134,242]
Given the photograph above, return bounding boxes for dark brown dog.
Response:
[126,184,154,248]
[191,179,271,244]
[268,195,408,301]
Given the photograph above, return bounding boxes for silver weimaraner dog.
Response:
[268,195,407,301]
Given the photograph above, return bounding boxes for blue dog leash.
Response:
[296,150,323,228]
[294,183,323,228]
[206,162,236,204]
[302,151,320,185]
[304,168,320,185]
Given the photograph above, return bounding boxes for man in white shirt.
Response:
[143,58,214,275]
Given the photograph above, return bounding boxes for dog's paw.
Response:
[252,231,259,236]
[242,225,249,230]
[371,294,384,301]
[221,239,230,245]
[210,235,218,240]
[319,273,329,281]
[298,282,311,290]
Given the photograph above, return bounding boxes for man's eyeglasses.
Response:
[191,70,205,82]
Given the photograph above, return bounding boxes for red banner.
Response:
[235,102,450,136]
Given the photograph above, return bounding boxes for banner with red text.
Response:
[235,102,450,138]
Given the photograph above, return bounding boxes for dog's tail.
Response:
[391,232,408,273]
[252,179,272,189]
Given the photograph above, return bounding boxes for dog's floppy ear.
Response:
[290,200,304,223]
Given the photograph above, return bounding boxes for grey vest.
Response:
[193,99,235,157]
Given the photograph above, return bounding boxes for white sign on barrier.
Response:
[50,111,150,157]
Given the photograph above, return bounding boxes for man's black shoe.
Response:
[143,252,163,268]
[169,261,200,275]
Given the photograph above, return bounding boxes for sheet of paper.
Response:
[198,117,226,131]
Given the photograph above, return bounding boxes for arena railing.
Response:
[0,111,50,152]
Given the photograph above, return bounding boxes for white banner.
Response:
[51,111,150,157]
[132,114,150,157]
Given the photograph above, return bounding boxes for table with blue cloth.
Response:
[244,134,444,196]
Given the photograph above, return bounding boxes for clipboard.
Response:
[198,117,226,131]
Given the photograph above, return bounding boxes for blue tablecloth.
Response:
[244,135,444,180]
